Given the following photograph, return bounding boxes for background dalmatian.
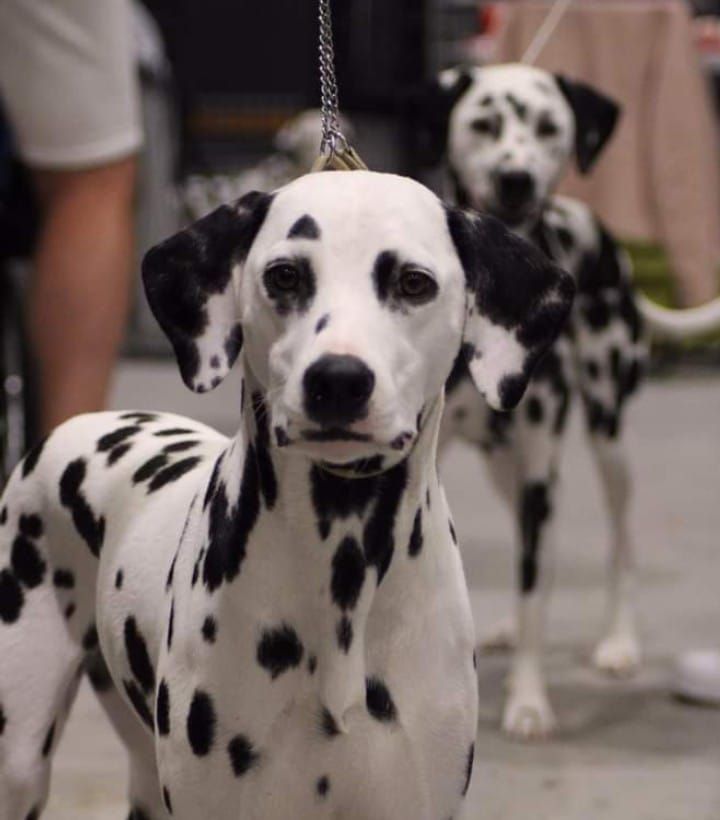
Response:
[0,171,573,819]
[420,63,648,739]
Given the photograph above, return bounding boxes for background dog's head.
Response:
[143,171,574,467]
[418,63,620,229]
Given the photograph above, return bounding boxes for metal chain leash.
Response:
[313,0,367,171]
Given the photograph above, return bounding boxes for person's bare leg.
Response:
[30,156,136,434]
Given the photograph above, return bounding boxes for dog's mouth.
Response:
[299,427,371,443]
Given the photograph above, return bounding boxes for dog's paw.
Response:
[592,633,641,678]
[479,617,517,653]
[501,690,556,740]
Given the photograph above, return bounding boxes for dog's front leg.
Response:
[502,382,569,740]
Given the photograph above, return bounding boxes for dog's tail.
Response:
[636,293,720,341]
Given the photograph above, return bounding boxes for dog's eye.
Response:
[265,262,300,292]
[537,117,559,138]
[397,269,437,303]
[471,118,494,136]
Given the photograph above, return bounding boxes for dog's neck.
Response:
[213,365,444,725]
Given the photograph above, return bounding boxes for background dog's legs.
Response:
[86,650,169,819]
[587,433,641,677]
[502,367,570,740]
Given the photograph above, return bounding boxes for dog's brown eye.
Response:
[537,117,559,138]
[397,269,437,302]
[266,263,299,292]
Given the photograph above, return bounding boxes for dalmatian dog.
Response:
[421,63,648,738]
[0,170,573,819]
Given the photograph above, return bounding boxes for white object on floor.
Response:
[672,649,720,706]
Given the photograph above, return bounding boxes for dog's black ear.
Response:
[413,67,475,167]
[555,75,620,174]
[447,207,575,411]
[142,191,273,393]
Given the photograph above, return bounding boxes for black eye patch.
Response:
[263,257,316,315]
[287,215,320,240]
[372,251,438,310]
[470,114,502,140]
[505,93,528,122]
[537,114,560,138]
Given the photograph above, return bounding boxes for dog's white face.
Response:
[143,170,574,467]
[240,173,465,464]
[445,65,574,226]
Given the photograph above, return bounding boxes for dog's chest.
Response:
[151,451,477,820]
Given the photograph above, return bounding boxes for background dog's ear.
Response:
[412,67,474,167]
[555,74,620,174]
[447,208,575,411]
[142,190,273,393]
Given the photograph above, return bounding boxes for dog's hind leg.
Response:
[86,650,169,819]
[0,479,86,819]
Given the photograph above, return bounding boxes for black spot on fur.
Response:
[363,461,408,584]
[22,437,47,478]
[108,443,133,465]
[148,456,203,493]
[505,93,528,120]
[167,601,175,651]
[154,428,196,437]
[315,314,330,334]
[11,536,46,588]
[257,623,304,679]
[24,809,39,820]
[42,722,55,757]
[251,392,277,509]
[498,373,526,411]
[59,459,105,557]
[187,690,216,756]
[520,482,551,593]
[462,743,475,795]
[366,677,397,723]
[316,775,330,797]
[309,467,379,541]
[203,454,224,510]
[163,786,173,814]
[203,445,260,592]
[331,536,366,611]
[86,650,113,693]
[19,514,43,538]
[0,705,5,734]
[65,603,76,620]
[288,214,320,240]
[307,654,317,675]
[115,569,124,589]
[53,569,75,589]
[408,508,423,557]
[372,251,397,303]
[162,440,199,454]
[228,734,259,777]
[123,679,153,729]
[202,615,217,643]
[448,519,457,545]
[83,624,99,651]
[156,679,170,736]
[336,616,353,653]
[97,426,141,452]
[525,396,544,424]
[120,412,158,423]
[320,708,340,737]
[0,507,6,525]
[124,617,155,694]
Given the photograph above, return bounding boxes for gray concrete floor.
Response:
[44,362,720,819]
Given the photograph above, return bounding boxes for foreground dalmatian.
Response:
[422,64,648,738]
[0,171,573,819]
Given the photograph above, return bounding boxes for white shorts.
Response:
[0,0,142,169]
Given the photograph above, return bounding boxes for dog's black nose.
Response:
[496,170,535,212]
[303,355,375,427]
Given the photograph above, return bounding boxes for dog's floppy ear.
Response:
[142,190,273,393]
[413,66,474,167]
[555,75,620,174]
[447,207,575,411]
